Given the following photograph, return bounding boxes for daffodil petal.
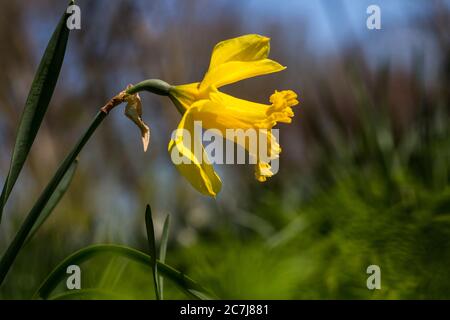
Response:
[209,34,271,69]
[168,107,222,197]
[200,59,286,89]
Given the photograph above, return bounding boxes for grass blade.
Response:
[0,1,73,222]
[144,205,160,300]
[33,244,215,300]
[159,214,170,300]
[25,160,78,245]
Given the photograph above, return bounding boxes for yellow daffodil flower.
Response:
[168,34,299,197]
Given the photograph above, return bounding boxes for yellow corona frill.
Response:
[168,34,299,197]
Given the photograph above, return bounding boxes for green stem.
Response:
[126,79,171,96]
[0,78,171,287]
[0,111,107,286]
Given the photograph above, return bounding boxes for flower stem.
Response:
[0,79,168,286]
[0,111,108,286]
[126,79,171,96]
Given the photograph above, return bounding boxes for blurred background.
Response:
[0,0,449,299]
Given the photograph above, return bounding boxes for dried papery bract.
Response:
[124,90,150,152]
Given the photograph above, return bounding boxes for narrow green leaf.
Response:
[0,1,74,222]
[25,160,78,245]
[0,111,107,286]
[144,205,160,300]
[159,214,170,300]
[33,244,215,300]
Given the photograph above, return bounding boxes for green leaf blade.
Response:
[25,159,78,245]
[144,205,160,300]
[33,244,215,300]
[0,111,107,286]
[0,1,73,222]
[159,214,170,300]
